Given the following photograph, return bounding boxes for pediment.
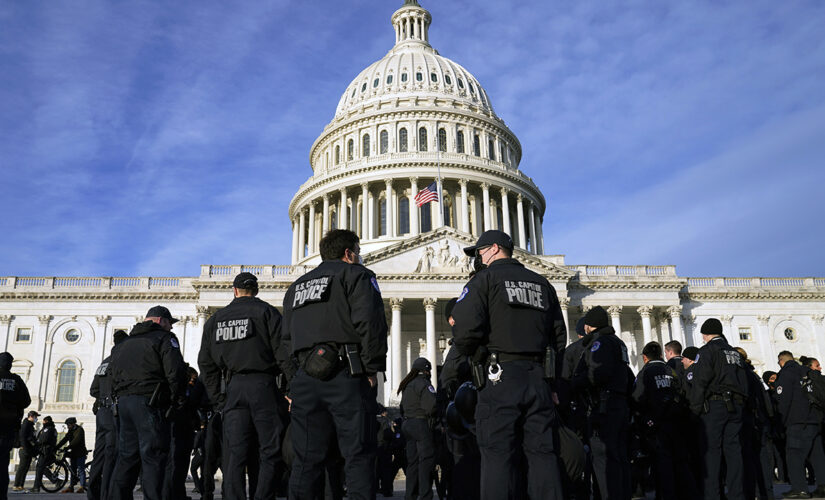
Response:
[363,227,575,280]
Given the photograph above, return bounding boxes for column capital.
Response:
[636,305,653,317]
[580,304,592,314]
[322,193,329,201]
[682,313,696,324]
[607,305,622,317]
[384,178,393,188]
[361,182,369,190]
[811,314,825,325]
[423,297,438,310]
[339,186,347,194]
[480,182,490,190]
[95,315,111,327]
[720,315,733,326]
[38,315,52,326]
[0,315,13,325]
[559,297,570,308]
[410,176,419,184]
[516,193,524,202]
[390,297,404,311]
[196,306,210,319]
[458,178,468,187]
[757,314,771,325]
[667,305,683,317]
[500,186,509,195]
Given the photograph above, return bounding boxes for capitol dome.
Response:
[288,0,547,264]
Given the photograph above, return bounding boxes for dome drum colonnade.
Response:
[289,0,545,263]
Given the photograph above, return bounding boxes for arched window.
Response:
[373,78,379,88]
[380,130,389,154]
[500,143,506,164]
[330,208,338,230]
[438,129,447,152]
[347,139,354,161]
[416,72,423,82]
[488,139,496,160]
[421,204,432,233]
[401,73,408,83]
[379,198,387,236]
[363,134,370,158]
[335,145,340,165]
[456,131,465,153]
[473,135,481,156]
[430,73,438,83]
[445,75,452,85]
[57,360,76,402]
[386,74,393,85]
[399,197,410,234]
[418,127,428,152]
[399,128,408,152]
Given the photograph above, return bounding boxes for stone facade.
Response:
[2,0,824,453]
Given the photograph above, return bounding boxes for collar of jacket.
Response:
[488,258,522,268]
[129,321,166,337]
[581,325,616,347]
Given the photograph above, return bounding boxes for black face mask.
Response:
[472,249,487,273]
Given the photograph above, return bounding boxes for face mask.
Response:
[472,249,487,273]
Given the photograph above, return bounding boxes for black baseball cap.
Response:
[145,305,179,324]
[233,272,258,290]
[463,230,514,256]
[28,410,40,418]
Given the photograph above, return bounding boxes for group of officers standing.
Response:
[3,227,824,500]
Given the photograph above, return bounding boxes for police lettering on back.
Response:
[215,318,251,343]
[94,362,109,377]
[503,280,546,310]
[725,349,744,366]
[654,374,673,389]
[292,276,331,308]
[1,378,16,391]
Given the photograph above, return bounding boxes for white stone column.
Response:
[608,306,623,335]
[322,194,330,235]
[516,195,526,250]
[410,177,420,236]
[528,202,538,254]
[424,298,438,388]
[32,315,52,409]
[757,315,774,368]
[812,315,825,362]
[298,210,306,259]
[638,306,653,346]
[559,298,571,343]
[196,306,209,357]
[361,183,369,239]
[0,315,12,352]
[390,298,404,396]
[339,188,347,230]
[501,188,511,236]
[459,179,469,233]
[95,315,110,363]
[668,305,684,346]
[291,220,299,264]
[307,202,316,255]
[368,192,375,239]
[536,214,545,254]
[385,179,394,237]
[481,183,491,231]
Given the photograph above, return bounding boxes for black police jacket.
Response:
[571,326,630,397]
[90,355,114,404]
[37,423,57,457]
[111,321,186,400]
[558,336,586,409]
[775,360,822,426]
[0,356,31,427]
[744,363,774,428]
[199,296,295,404]
[451,258,567,358]
[19,418,36,451]
[282,260,388,375]
[688,336,749,415]
[631,359,681,423]
[401,374,437,419]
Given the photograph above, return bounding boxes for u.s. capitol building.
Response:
[2,0,823,430]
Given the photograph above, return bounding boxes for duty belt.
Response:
[708,393,745,403]
[495,352,543,363]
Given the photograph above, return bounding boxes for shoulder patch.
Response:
[457,286,469,302]
[428,385,436,394]
[170,337,180,349]
[776,386,783,395]
[370,277,381,293]
[590,341,601,352]
[687,372,694,381]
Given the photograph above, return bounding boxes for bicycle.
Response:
[39,449,70,493]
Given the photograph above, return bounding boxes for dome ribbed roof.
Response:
[333,2,496,118]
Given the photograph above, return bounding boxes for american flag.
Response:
[414,182,439,207]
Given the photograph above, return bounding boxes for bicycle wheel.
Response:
[41,460,69,493]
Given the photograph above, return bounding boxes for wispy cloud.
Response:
[0,0,823,277]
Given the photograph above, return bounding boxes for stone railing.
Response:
[565,265,678,278]
[199,265,315,280]
[0,276,194,291]
[686,277,823,289]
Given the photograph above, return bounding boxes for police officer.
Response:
[31,415,58,493]
[631,341,695,500]
[664,340,686,382]
[451,229,567,500]
[1,352,31,500]
[110,305,187,500]
[775,350,825,498]
[688,318,748,500]
[198,272,295,500]
[88,330,128,500]
[571,305,631,500]
[13,410,39,492]
[281,229,388,500]
[399,357,438,500]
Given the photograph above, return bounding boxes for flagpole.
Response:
[436,131,444,228]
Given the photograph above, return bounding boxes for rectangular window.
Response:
[15,327,32,342]
[738,327,752,341]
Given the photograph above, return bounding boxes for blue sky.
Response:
[1,0,823,278]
